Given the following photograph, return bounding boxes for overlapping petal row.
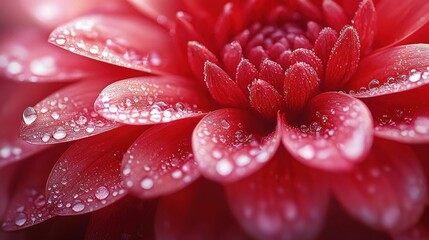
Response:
[1,0,429,239]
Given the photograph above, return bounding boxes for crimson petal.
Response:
[324,26,360,90]
[95,76,210,125]
[345,44,429,93]
[352,0,376,55]
[193,108,281,182]
[155,180,249,239]
[2,147,67,230]
[360,84,429,143]
[187,41,218,82]
[374,0,429,47]
[282,92,373,171]
[204,61,248,108]
[46,127,142,216]
[0,31,121,82]
[127,0,184,28]
[322,0,348,32]
[332,139,428,232]
[49,14,183,75]
[122,118,200,199]
[20,80,120,144]
[225,150,329,240]
[313,27,338,68]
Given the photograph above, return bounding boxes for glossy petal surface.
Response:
[282,92,373,171]
[95,76,210,125]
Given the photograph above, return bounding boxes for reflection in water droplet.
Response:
[216,159,233,176]
[53,127,67,140]
[72,203,85,212]
[15,212,27,226]
[22,107,37,125]
[140,178,154,190]
[95,186,109,200]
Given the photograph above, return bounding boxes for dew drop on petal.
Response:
[72,203,85,213]
[53,127,67,140]
[140,178,154,190]
[216,159,233,176]
[95,186,109,200]
[22,107,37,125]
[297,145,315,160]
[15,212,27,226]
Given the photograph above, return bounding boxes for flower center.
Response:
[218,19,322,120]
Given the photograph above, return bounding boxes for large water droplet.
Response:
[95,186,109,200]
[22,107,37,125]
[140,178,154,190]
[53,127,67,140]
[216,159,233,176]
[72,203,85,212]
[15,212,27,226]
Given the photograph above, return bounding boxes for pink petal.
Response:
[46,127,143,216]
[20,0,132,29]
[352,0,376,55]
[2,147,67,230]
[331,139,428,232]
[122,119,200,199]
[192,108,281,182]
[95,76,210,125]
[225,150,329,240]
[360,84,429,143]
[0,30,126,83]
[155,180,249,239]
[20,80,120,144]
[204,62,248,108]
[324,26,360,90]
[374,0,429,47]
[49,14,184,75]
[127,0,184,28]
[0,79,58,167]
[345,44,429,94]
[85,197,157,239]
[282,92,373,171]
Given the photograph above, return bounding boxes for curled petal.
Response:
[352,0,376,55]
[95,76,210,125]
[192,108,281,182]
[259,59,284,93]
[225,150,329,240]
[187,41,218,82]
[49,14,183,75]
[322,0,348,31]
[290,48,324,79]
[345,44,429,93]
[374,0,429,47]
[20,80,120,144]
[236,58,258,96]
[122,118,200,199]
[204,61,248,108]
[2,147,67,230]
[332,139,428,232]
[282,92,373,171]
[155,180,248,239]
[313,27,338,68]
[360,84,429,144]
[46,127,142,216]
[249,79,282,120]
[0,31,125,82]
[324,26,360,90]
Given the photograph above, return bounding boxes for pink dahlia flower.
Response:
[1,0,429,239]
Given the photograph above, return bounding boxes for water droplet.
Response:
[85,124,95,133]
[15,212,27,226]
[89,45,99,54]
[7,61,23,75]
[22,107,37,125]
[53,127,67,140]
[55,36,66,45]
[41,133,50,142]
[171,170,183,179]
[297,145,315,160]
[216,159,233,176]
[220,119,230,129]
[30,56,56,76]
[95,186,109,200]
[72,203,85,212]
[140,178,154,190]
[51,112,59,120]
[409,71,421,82]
